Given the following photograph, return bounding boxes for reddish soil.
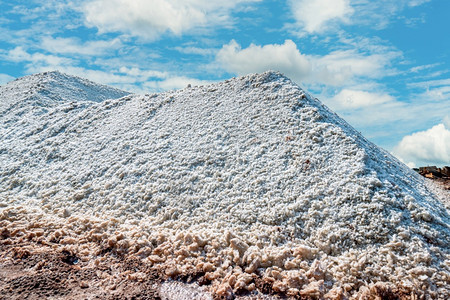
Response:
[0,241,162,300]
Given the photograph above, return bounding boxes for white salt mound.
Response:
[1,71,449,298]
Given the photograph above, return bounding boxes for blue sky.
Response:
[0,0,449,167]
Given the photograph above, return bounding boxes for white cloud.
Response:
[393,122,450,166]
[288,0,353,34]
[350,0,431,29]
[408,78,450,102]
[444,116,450,128]
[287,0,432,34]
[6,46,73,68]
[420,86,450,101]
[81,0,260,40]
[331,89,394,108]
[216,40,311,82]
[316,50,383,77]
[310,49,398,86]
[216,40,398,88]
[173,46,216,56]
[409,63,441,73]
[41,36,122,56]
[408,0,431,7]
[10,1,72,21]
[0,73,14,85]
[409,78,450,88]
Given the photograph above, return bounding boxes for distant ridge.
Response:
[0,70,130,113]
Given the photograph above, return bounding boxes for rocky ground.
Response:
[0,240,162,300]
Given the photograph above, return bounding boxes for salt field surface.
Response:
[0,71,449,299]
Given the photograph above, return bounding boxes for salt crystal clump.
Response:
[0,71,449,298]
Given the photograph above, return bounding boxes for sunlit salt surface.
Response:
[1,71,449,298]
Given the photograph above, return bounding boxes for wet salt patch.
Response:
[159,281,281,300]
[159,281,212,300]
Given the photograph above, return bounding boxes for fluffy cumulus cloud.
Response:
[216,40,398,88]
[216,40,311,82]
[81,0,260,40]
[331,89,394,108]
[288,0,353,33]
[394,121,450,167]
[310,48,398,86]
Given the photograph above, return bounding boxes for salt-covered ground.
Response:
[0,71,449,299]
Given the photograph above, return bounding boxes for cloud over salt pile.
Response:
[0,71,449,298]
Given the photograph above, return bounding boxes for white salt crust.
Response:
[0,71,449,298]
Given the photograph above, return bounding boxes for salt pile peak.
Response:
[0,70,130,113]
[1,71,449,298]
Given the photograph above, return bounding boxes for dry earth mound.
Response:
[0,71,449,299]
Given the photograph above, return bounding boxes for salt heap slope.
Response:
[0,70,130,112]
[1,71,130,194]
[1,71,449,298]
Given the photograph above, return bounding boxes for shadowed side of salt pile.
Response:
[0,71,449,299]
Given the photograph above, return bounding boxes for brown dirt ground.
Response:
[0,240,162,300]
